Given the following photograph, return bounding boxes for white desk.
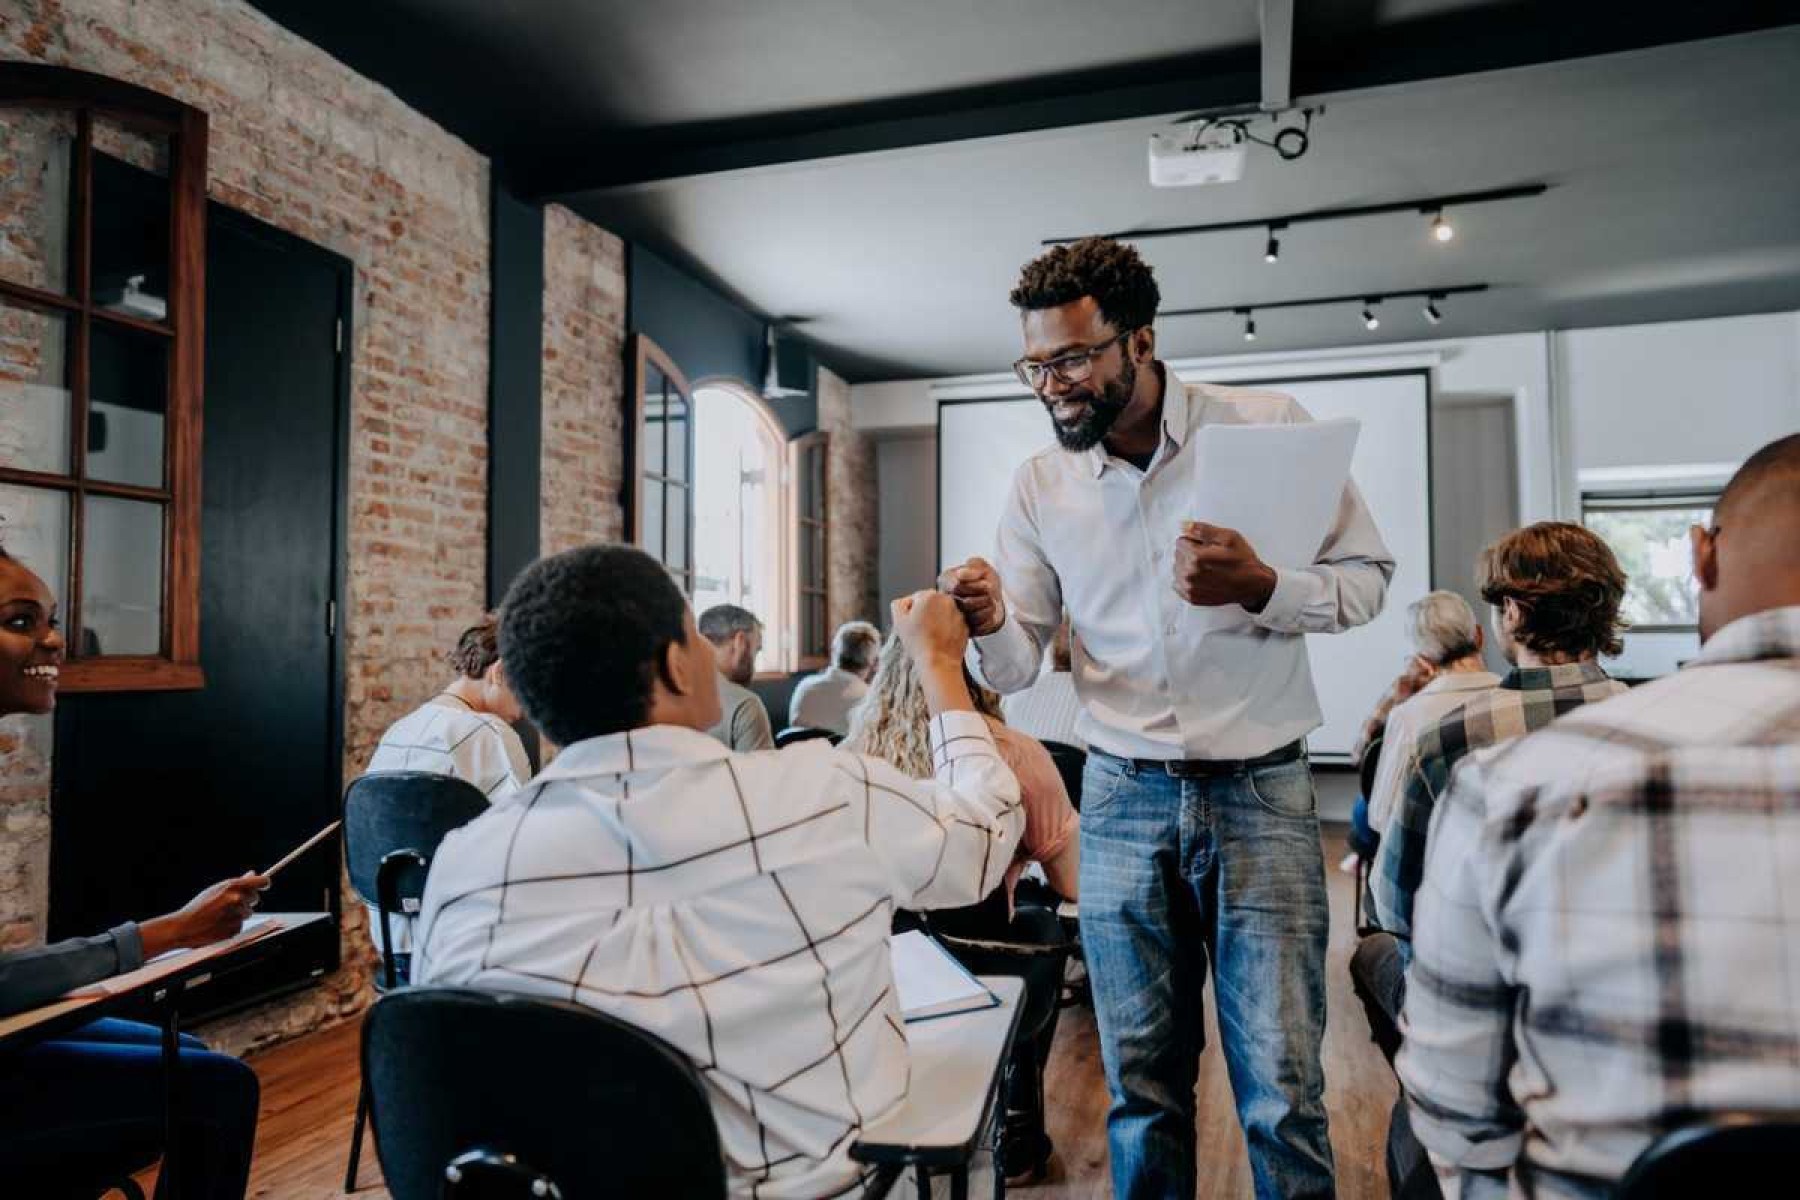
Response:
[854,975,1025,1197]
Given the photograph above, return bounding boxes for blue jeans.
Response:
[1080,751,1335,1200]
[0,1017,259,1199]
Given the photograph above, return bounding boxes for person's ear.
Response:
[657,636,692,699]
[1690,524,1720,593]
[1130,325,1155,363]
[1473,624,1485,651]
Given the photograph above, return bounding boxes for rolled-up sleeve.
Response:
[0,922,144,1017]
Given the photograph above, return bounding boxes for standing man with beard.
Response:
[941,238,1394,1199]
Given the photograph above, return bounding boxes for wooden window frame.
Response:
[0,63,207,691]
[622,333,696,594]
[789,431,829,671]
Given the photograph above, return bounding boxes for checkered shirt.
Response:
[412,711,1022,1199]
[1398,606,1800,1199]
[1370,660,1627,939]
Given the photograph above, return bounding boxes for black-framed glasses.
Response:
[1013,328,1138,391]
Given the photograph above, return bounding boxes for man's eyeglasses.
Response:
[1013,328,1138,392]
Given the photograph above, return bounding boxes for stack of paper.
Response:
[890,930,998,1023]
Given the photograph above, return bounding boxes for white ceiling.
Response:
[573,28,1800,379]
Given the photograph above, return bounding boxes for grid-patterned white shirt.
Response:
[412,711,1022,1200]
[970,371,1395,761]
[363,696,532,952]
[1399,606,1800,1199]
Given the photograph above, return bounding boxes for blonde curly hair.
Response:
[843,634,1002,779]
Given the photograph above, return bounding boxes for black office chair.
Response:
[1615,1114,1800,1198]
[1040,740,1087,812]
[775,726,841,748]
[341,771,493,1192]
[362,987,728,1200]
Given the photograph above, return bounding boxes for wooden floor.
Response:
[187,828,1390,1200]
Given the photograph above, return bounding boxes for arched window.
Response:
[693,382,788,673]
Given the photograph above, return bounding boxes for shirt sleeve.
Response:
[1371,724,1451,938]
[998,730,1078,863]
[0,922,144,1017]
[1251,400,1396,635]
[838,711,1024,910]
[1398,758,1525,1179]
[732,695,775,752]
[1367,706,1418,835]
[970,462,1063,695]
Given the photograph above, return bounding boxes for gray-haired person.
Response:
[789,620,880,735]
[700,604,775,752]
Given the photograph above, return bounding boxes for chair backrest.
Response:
[1358,732,1385,802]
[775,725,840,748]
[1041,740,1087,811]
[364,987,728,1200]
[343,771,492,909]
[1616,1114,1800,1198]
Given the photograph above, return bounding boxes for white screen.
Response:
[937,372,1431,759]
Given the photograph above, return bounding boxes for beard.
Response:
[1043,356,1136,452]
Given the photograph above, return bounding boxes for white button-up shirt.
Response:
[412,711,1022,1200]
[971,371,1396,761]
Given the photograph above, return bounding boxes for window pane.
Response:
[641,480,664,560]
[642,366,666,477]
[811,595,827,657]
[799,520,815,587]
[82,495,164,655]
[0,301,72,475]
[810,445,826,519]
[812,527,827,589]
[91,138,172,325]
[0,108,75,294]
[0,484,70,602]
[667,394,689,483]
[668,484,689,572]
[87,322,167,488]
[1584,505,1710,628]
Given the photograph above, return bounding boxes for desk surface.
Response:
[853,975,1024,1167]
[0,912,333,1048]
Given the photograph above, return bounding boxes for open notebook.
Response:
[890,930,999,1024]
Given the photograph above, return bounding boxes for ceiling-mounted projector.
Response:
[1148,122,1247,188]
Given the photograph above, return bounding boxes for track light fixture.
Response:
[1161,283,1490,336]
[1043,185,1544,249]
[1263,229,1281,264]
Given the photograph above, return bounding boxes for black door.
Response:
[50,168,349,1011]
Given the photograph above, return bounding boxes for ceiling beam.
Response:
[1260,0,1294,111]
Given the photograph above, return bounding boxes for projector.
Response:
[1147,123,1247,188]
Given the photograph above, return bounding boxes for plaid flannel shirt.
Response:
[413,711,1022,1200]
[1398,605,1800,1198]
[1369,661,1626,940]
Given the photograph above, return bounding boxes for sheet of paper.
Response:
[890,930,990,1021]
[67,915,284,999]
[1185,418,1361,630]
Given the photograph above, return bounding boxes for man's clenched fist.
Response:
[1172,522,1279,611]
[936,557,1007,636]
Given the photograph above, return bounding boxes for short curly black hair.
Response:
[498,544,690,746]
[1010,237,1161,332]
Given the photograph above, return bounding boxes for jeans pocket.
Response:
[1081,756,1132,817]
[1245,758,1318,820]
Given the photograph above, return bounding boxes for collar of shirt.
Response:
[1689,604,1800,669]
[1083,363,1191,479]
[534,724,732,782]
[1498,659,1612,693]
[1420,670,1501,697]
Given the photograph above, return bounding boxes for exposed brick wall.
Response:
[1,0,501,1054]
[541,204,628,555]
[817,366,880,629]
